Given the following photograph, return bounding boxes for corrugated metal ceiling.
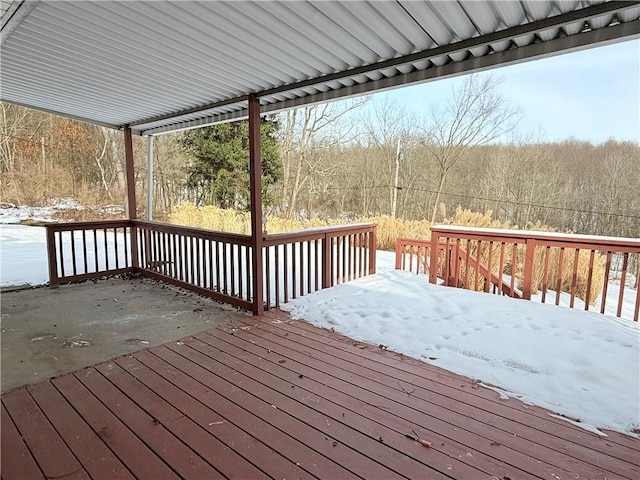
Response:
[1,1,639,135]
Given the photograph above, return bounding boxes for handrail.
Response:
[133,219,252,245]
[397,226,639,321]
[456,245,522,298]
[264,223,376,245]
[46,220,133,286]
[46,219,132,231]
[45,220,378,314]
[432,225,640,251]
[263,223,377,309]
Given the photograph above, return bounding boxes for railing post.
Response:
[522,238,536,300]
[429,230,439,284]
[395,239,402,270]
[322,232,331,289]
[368,225,377,275]
[46,226,59,287]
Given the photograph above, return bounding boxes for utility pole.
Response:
[391,137,403,218]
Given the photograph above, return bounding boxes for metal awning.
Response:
[1,1,639,136]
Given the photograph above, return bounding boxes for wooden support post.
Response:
[46,226,59,287]
[124,125,138,268]
[394,240,403,270]
[248,95,264,315]
[368,225,377,275]
[429,231,439,284]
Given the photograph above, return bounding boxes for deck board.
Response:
[259,310,640,454]
[2,388,89,480]
[26,380,134,480]
[234,314,636,478]
[0,404,45,480]
[2,309,639,480]
[213,319,611,480]
[51,374,179,480]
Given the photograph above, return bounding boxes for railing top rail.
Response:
[133,219,253,245]
[264,223,376,245]
[397,237,431,247]
[45,219,131,231]
[432,225,640,250]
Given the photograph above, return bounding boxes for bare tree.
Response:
[277,97,370,219]
[359,97,420,217]
[423,74,521,223]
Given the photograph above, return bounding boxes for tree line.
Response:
[1,74,638,238]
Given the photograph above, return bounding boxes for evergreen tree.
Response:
[181,117,282,209]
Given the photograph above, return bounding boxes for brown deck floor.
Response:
[2,309,638,480]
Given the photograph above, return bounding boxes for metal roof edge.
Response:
[139,20,640,137]
[0,0,39,46]
[0,99,122,131]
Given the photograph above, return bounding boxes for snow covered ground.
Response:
[284,250,640,437]
[0,198,84,224]
[1,225,49,287]
[2,225,639,436]
[0,199,123,225]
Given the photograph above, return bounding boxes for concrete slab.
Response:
[0,276,250,392]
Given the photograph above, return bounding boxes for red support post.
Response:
[248,95,264,315]
[123,125,139,268]
[46,226,59,287]
[394,240,403,270]
[429,231,439,284]
[124,126,137,220]
[368,225,377,275]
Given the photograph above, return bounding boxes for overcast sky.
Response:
[378,39,639,145]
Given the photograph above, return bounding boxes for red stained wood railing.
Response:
[133,220,254,311]
[46,220,133,286]
[46,220,377,314]
[263,223,377,309]
[396,226,640,322]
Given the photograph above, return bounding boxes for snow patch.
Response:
[283,251,640,436]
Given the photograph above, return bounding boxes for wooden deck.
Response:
[2,309,638,480]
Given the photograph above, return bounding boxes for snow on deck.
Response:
[283,251,640,437]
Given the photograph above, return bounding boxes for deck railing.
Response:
[134,220,254,310]
[396,226,640,321]
[46,220,133,286]
[46,220,377,312]
[263,223,377,309]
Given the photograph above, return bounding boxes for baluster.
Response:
[569,249,580,308]
[617,253,628,318]
[541,246,551,303]
[555,247,565,306]
[584,250,595,311]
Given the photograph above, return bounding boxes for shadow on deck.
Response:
[2,309,639,480]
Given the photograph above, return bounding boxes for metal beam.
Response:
[138,107,247,136]
[132,1,638,135]
[140,19,639,136]
[0,99,121,131]
[1,0,39,46]
[258,19,640,113]
[128,95,248,128]
[248,95,264,316]
[255,1,639,100]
